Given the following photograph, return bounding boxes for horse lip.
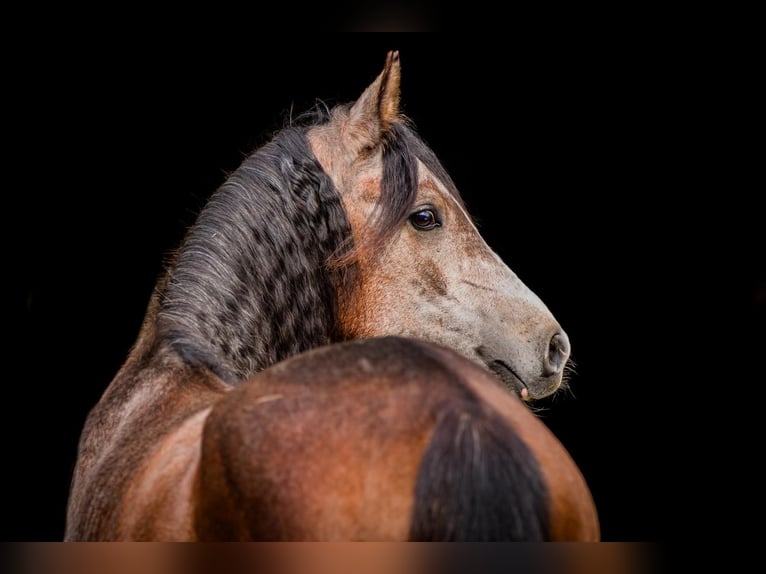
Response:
[487,359,530,400]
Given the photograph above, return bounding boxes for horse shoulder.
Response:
[116,406,212,540]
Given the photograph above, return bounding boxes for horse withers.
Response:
[65,51,597,540]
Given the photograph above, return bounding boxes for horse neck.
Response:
[155,129,352,384]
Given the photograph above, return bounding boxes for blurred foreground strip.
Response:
[8,542,659,574]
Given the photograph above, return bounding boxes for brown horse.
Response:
[65,51,598,541]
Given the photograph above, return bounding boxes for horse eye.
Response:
[409,209,441,231]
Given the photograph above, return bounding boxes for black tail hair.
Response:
[409,404,550,541]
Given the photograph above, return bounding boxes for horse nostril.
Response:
[544,331,570,376]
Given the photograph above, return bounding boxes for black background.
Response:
[5,37,761,542]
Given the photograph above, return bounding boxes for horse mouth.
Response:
[487,360,530,401]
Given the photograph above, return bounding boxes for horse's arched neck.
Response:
[154,129,352,385]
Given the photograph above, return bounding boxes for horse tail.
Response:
[409,400,550,541]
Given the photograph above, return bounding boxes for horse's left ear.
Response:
[346,50,401,150]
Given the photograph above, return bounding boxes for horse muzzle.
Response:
[478,328,571,401]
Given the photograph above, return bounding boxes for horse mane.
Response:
[155,106,465,385]
[156,124,347,384]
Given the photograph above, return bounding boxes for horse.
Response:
[64,51,599,541]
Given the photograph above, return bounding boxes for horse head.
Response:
[308,51,570,400]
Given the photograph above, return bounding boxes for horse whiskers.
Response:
[526,401,551,417]
[560,359,579,399]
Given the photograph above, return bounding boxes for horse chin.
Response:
[487,360,531,401]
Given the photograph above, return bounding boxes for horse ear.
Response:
[346,50,401,150]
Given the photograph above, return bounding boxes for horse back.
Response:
[195,336,599,541]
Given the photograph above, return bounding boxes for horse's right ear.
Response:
[345,51,401,152]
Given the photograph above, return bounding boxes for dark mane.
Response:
[157,123,348,384]
[156,109,464,384]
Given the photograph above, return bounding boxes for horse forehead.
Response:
[417,164,468,211]
[307,125,447,191]
[417,168,449,196]
[352,157,456,197]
